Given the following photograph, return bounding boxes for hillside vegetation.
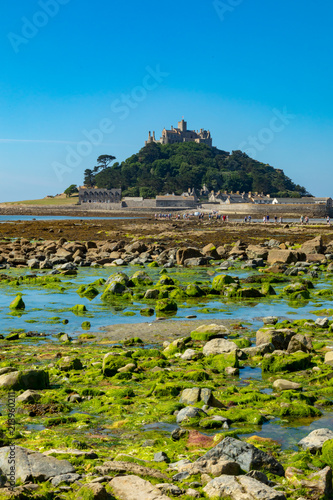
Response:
[91,142,309,198]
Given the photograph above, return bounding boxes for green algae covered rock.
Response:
[279,402,321,418]
[140,307,154,316]
[163,338,189,357]
[78,333,96,340]
[233,338,251,349]
[261,283,276,296]
[0,370,49,391]
[9,295,25,310]
[132,348,164,359]
[322,439,333,468]
[191,323,228,342]
[262,352,312,373]
[156,276,175,286]
[102,353,130,377]
[77,285,99,299]
[212,274,236,291]
[199,417,226,429]
[106,272,129,286]
[209,352,239,371]
[185,284,205,297]
[57,357,83,372]
[169,288,187,300]
[184,369,210,381]
[81,321,91,329]
[130,270,153,287]
[236,287,264,298]
[5,332,20,341]
[155,298,177,315]
[153,383,181,397]
[220,407,265,425]
[71,304,87,314]
[123,337,143,346]
[283,283,311,300]
[101,282,127,298]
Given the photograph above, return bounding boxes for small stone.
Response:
[16,390,41,404]
[51,473,81,486]
[262,316,278,325]
[315,317,329,328]
[225,366,239,376]
[176,406,207,424]
[154,451,169,463]
[156,483,183,495]
[59,333,71,342]
[173,471,190,481]
[171,428,188,441]
[201,473,212,485]
[118,363,136,373]
[272,379,302,391]
[325,351,333,365]
[186,488,201,498]
[79,482,109,499]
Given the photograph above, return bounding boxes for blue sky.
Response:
[0,0,332,201]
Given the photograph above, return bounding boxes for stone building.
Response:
[145,119,212,147]
[156,194,197,208]
[79,188,122,204]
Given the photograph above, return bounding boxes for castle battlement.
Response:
[145,119,212,147]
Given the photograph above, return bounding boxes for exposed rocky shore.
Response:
[0,220,333,499]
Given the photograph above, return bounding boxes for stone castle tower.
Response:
[145,119,212,147]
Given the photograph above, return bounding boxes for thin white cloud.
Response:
[0,139,115,145]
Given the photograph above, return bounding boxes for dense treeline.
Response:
[84,142,309,198]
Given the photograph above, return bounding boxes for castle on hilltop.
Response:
[145,119,212,147]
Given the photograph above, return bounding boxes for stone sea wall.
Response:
[201,202,332,217]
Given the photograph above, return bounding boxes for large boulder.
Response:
[202,243,219,259]
[256,328,294,350]
[298,428,333,453]
[267,250,299,264]
[0,370,49,391]
[301,235,324,255]
[287,334,313,353]
[184,257,212,266]
[203,475,286,500]
[125,241,148,254]
[246,245,269,260]
[197,436,285,476]
[262,351,312,373]
[110,475,172,500]
[176,247,203,265]
[0,446,75,483]
[203,338,238,356]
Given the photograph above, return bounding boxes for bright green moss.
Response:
[9,295,25,310]
[211,274,235,291]
[208,352,239,371]
[262,352,312,373]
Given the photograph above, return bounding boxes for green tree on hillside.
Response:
[64,184,78,197]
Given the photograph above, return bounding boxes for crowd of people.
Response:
[154,212,332,224]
